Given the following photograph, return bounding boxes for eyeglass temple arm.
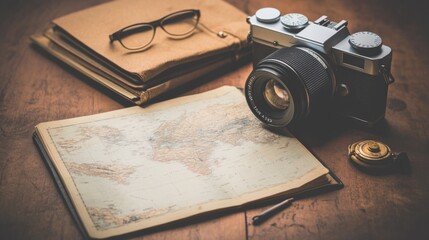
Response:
[109,32,119,43]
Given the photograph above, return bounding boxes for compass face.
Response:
[280,13,309,30]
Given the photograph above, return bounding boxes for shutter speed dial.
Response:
[280,13,309,30]
[349,31,383,55]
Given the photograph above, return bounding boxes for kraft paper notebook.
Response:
[33,86,343,239]
[31,0,251,105]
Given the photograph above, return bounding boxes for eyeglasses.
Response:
[109,9,201,51]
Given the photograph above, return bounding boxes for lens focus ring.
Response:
[245,47,334,127]
[265,47,333,109]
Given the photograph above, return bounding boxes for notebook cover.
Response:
[53,0,249,82]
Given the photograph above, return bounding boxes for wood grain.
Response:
[1,0,428,239]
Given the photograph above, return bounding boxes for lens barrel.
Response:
[245,47,335,127]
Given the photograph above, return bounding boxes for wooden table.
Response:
[1,0,428,239]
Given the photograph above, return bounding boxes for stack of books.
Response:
[31,0,251,105]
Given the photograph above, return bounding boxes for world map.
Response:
[46,86,326,234]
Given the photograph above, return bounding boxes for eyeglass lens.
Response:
[120,24,155,50]
[119,10,199,50]
[161,11,199,36]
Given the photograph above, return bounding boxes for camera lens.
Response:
[245,47,335,127]
[263,79,290,110]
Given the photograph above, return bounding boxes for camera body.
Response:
[245,8,395,127]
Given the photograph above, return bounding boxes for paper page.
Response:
[36,86,328,238]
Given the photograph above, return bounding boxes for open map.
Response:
[40,86,328,238]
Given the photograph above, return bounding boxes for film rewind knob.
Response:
[255,8,281,23]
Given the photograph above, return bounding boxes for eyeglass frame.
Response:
[109,9,201,51]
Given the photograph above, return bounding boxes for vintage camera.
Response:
[245,7,395,127]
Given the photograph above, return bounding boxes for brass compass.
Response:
[348,140,408,171]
